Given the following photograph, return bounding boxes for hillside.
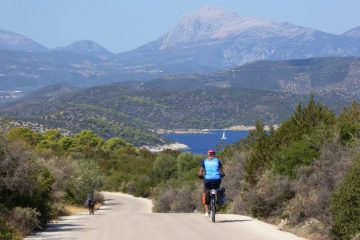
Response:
[0,80,350,140]
[156,57,360,99]
[1,56,358,146]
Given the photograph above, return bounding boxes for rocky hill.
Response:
[117,6,360,70]
[0,29,48,52]
[53,40,114,58]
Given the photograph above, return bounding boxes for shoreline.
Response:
[154,124,278,134]
[141,142,190,152]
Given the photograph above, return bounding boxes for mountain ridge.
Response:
[0,29,48,52]
[53,40,114,57]
[1,7,360,90]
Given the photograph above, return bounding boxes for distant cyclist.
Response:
[198,149,225,217]
[88,199,95,215]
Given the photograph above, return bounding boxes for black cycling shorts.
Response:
[204,179,221,191]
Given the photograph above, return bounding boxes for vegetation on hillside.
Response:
[1,98,360,239]
[151,98,360,239]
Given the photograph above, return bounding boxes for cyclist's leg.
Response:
[203,181,212,216]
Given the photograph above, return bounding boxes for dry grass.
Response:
[94,203,101,211]
[64,204,87,215]
[64,203,102,215]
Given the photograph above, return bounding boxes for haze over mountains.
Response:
[1,6,360,90]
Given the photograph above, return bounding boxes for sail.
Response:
[221,131,227,140]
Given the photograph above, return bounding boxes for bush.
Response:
[331,159,360,240]
[176,152,201,174]
[50,202,68,219]
[93,191,104,204]
[222,151,248,202]
[0,223,21,240]
[0,208,22,240]
[152,183,200,213]
[0,141,54,226]
[8,207,40,236]
[152,153,177,181]
[285,143,353,229]
[338,101,360,143]
[240,170,293,218]
[63,159,105,204]
[272,139,319,178]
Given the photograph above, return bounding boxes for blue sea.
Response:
[163,130,249,155]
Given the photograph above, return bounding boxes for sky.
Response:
[0,0,359,53]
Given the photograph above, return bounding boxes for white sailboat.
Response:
[220,130,227,140]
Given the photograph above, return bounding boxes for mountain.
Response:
[117,6,360,71]
[1,6,360,90]
[343,26,360,40]
[0,29,48,52]
[0,48,160,90]
[53,40,114,57]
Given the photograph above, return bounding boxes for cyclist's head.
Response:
[207,149,216,157]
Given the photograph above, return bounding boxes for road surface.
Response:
[26,192,305,240]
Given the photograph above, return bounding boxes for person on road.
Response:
[198,149,224,217]
[88,199,95,215]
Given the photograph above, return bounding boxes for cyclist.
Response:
[198,149,224,217]
[87,199,95,215]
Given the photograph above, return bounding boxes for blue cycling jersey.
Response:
[201,158,222,180]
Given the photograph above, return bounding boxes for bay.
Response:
[163,130,249,155]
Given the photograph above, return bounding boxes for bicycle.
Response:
[209,186,217,223]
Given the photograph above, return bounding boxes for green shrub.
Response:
[0,222,21,240]
[331,159,360,240]
[176,152,201,174]
[338,101,360,143]
[272,139,319,178]
[7,128,43,146]
[64,160,105,204]
[152,153,177,181]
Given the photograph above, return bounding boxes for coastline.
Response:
[141,142,189,152]
[154,124,278,134]
[145,124,279,152]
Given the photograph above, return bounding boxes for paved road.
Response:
[26,192,305,240]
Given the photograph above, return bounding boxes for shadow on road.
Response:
[103,202,120,206]
[216,219,252,224]
[44,223,92,232]
[26,223,94,237]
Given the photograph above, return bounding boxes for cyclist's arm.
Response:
[198,160,205,177]
[198,167,205,177]
[219,161,225,177]
[220,167,225,176]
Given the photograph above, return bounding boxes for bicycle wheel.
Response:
[211,199,216,223]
